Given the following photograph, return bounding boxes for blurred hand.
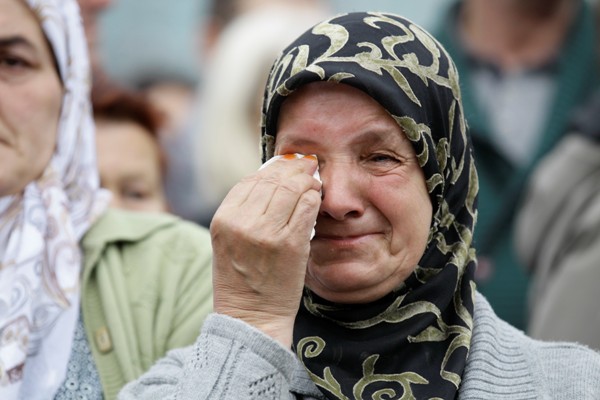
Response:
[210,155,321,347]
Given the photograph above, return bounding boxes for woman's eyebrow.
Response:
[350,128,410,148]
[0,35,35,50]
[275,137,319,149]
[276,127,409,149]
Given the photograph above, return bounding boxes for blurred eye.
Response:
[0,53,35,82]
[0,55,30,70]
[123,189,148,201]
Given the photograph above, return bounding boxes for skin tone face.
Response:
[0,0,63,197]
[95,118,168,212]
[275,82,433,304]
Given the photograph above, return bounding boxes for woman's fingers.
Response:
[237,156,320,229]
[263,172,320,232]
[288,188,322,240]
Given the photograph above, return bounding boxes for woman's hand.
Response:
[210,155,322,347]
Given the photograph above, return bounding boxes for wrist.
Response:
[215,308,296,348]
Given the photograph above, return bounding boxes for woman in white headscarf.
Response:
[0,1,213,399]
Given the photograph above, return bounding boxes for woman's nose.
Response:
[318,163,365,220]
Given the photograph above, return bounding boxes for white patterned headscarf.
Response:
[0,0,108,398]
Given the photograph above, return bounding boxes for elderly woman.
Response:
[120,12,600,400]
[0,1,212,399]
[93,83,170,213]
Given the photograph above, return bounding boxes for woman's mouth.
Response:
[313,233,377,246]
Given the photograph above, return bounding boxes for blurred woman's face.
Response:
[275,82,433,304]
[0,0,63,196]
[95,118,168,213]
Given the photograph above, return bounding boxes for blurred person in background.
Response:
[77,0,202,222]
[191,0,331,226]
[93,84,170,213]
[133,72,202,223]
[75,1,173,215]
[515,89,600,351]
[0,1,212,398]
[513,1,600,352]
[433,0,599,329]
[201,0,327,57]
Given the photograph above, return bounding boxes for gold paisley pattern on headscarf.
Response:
[0,0,108,398]
[260,12,478,400]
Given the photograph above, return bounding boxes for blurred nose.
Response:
[318,162,365,220]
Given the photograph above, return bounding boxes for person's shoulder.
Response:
[82,208,212,289]
[522,333,600,398]
[83,208,210,249]
[465,293,600,399]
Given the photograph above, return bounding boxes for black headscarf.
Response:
[260,12,478,400]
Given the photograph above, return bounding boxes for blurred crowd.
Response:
[84,0,600,352]
[2,0,600,398]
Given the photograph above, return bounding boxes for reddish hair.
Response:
[91,83,168,174]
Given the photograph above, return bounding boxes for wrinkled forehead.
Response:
[277,80,411,144]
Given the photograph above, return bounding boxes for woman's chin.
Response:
[305,262,396,304]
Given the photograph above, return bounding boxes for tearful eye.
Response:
[368,154,398,163]
[361,153,404,174]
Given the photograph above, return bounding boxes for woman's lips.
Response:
[313,233,377,246]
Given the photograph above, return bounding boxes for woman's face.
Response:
[275,82,433,304]
[0,0,63,196]
[95,118,168,212]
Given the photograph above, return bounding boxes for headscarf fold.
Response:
[261,12,478,400]
[0,0,108,398]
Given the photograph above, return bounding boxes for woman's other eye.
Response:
[362,152,405,174]
[123,188,149,201]
[0,54,32,79]
[367,153,399,163]
[1,56,26,67]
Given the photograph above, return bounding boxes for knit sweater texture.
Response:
[118,293,600,399]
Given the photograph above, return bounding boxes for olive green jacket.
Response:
[80,209,213,400]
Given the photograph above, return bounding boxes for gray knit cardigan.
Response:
[119,293,600,399]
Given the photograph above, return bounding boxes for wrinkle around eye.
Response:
[362,153,419,176]
[363,152,401,166]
